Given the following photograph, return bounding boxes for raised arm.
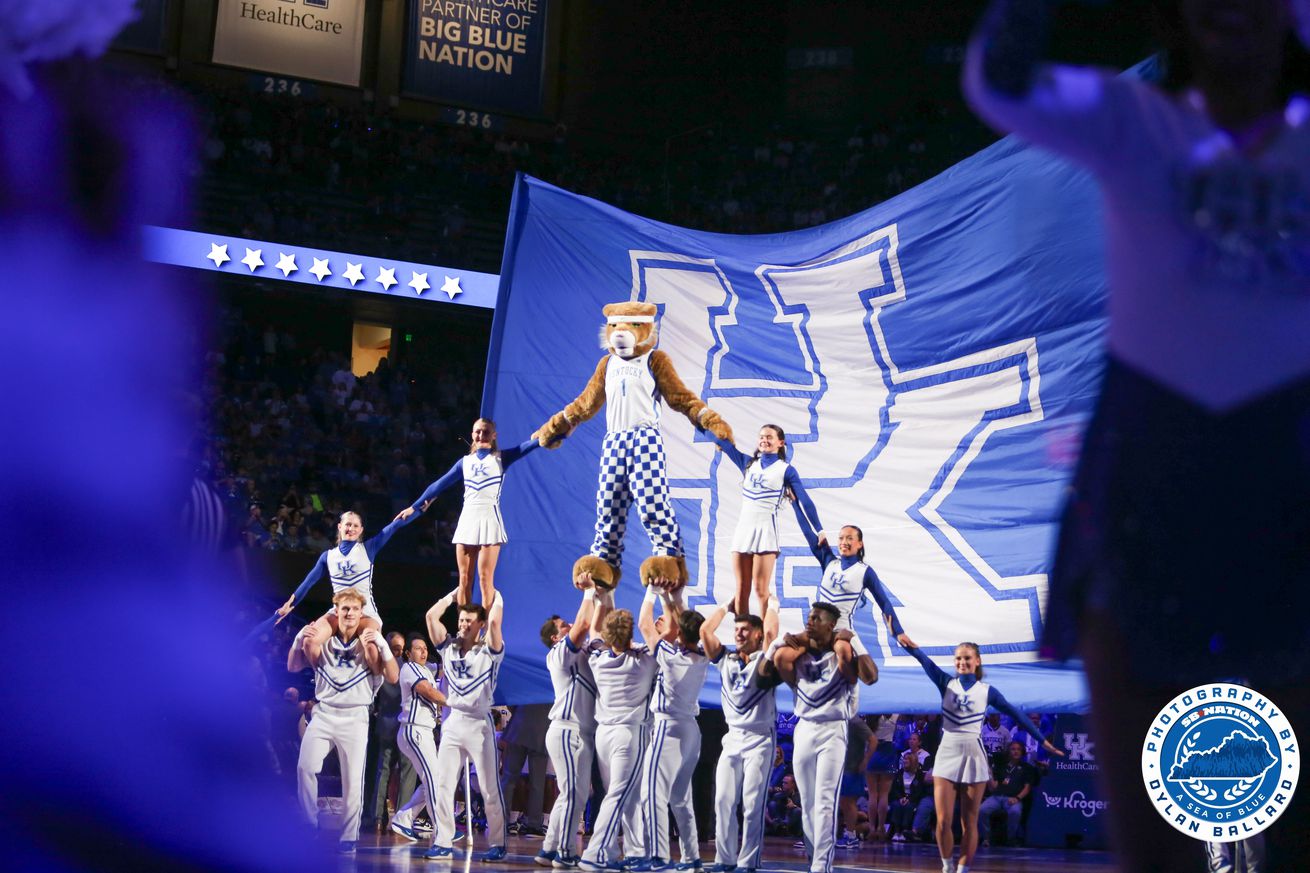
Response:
[710,434,750,473]
[638,587,661,649]
[761,594,780,651]
[791,500,833,566]
[398,459,464,520]
[904,643,953,696]
[365,511,420,560]
[533,356,609,448]
[487,591,505,652]
[784,467,822,533]
[275,552,328,623]
[500,437,542,469]
[589,586,613,644]
[989,688,1064,757]
[850,632,879,685]
[964,0,1126,169]
[426,591,457,647]
[649,349,733,442]
[568,586,599,649]
[860,567,913,647]
[699,596,737,661]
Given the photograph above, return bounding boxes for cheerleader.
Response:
[269,509,417,645]
[710,425,822,615]
[395,418,540,605]
[903,640,1062,873]
[792,504,911,647]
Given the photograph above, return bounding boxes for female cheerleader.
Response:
[270,509,417,644]
[395,417,539,605]
[792,504,911,646]
[710,424,822,615]
[904,640,1062,873]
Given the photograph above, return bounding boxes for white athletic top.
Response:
[818,559,868,632]
[739,458,790,519]
[941,676,990,735]
[965,46,1310,410]
[312,634,385,708]
[716,647,778,733]
[604,350,660,432]
[791,648,856,723]
[399,660,439,729]
[461,452,504,508]
[547,636,598,729]
[328,542,377,616]
[588,640,659,726]
[650,639,709,719]
[436,637,504,718]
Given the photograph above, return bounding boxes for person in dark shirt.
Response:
[978,742,1038,846]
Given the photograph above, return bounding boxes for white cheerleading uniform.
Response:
[731,457,790,553]
[543,636,598,859]
[790,648,856,873]
[582,641,659,867]
[406,438,540,548]
[643,640,709,863]
[817,559,869,633]
[296,632,386,842]
[907,646,1049,784]
[711,438,822,557]
[431,636,508,849]
[713,648,778,870]
[326,543,381,621]
[452,451,507,545]
[392,661,440,834]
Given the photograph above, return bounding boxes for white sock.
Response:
[941,859,956,873]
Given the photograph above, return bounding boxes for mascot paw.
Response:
[534,413,573,449]
[574,556,620,590]
[641,555,685,592]
[700,409,733,443]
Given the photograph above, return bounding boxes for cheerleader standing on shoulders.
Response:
[710,424,822,616]
[396,417,540,605]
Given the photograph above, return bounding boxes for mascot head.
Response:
[601,301,658,359]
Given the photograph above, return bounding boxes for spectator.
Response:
[888,750,934,843]
[978,741,1039,847]
[766,774,803,837]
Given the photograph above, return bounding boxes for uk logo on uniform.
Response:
[1141,683,1300,842]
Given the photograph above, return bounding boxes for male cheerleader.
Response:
[635,589,711,872]
[700,597,782,873]
[773,603,876,873]
[424,591,508,860]
[389,634,446,843]
[579,600,660,872]
[290,588,398,854]
[536,577,610,869]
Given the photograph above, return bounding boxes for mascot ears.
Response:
[602,301,658,323]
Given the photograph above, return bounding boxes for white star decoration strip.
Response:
[195,236,481,305]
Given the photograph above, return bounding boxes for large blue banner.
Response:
[484,125,1109,711]
[402,0,550,117]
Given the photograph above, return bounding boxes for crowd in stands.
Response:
[197,304,485,567]
[187,82,995,272]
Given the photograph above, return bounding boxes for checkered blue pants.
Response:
[590,426,684,566]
